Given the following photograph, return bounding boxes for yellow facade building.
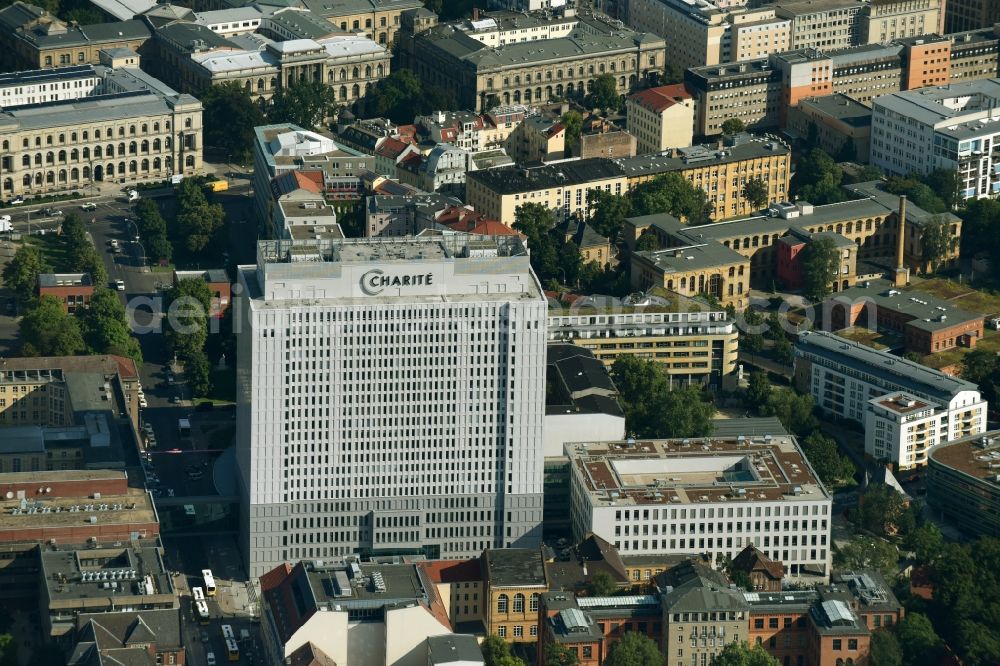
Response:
[483,548,548,642]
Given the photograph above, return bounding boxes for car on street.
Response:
[115,280,126,291]
[206,653,216,666]
[41,208,63,217]
[200,631,209,643]
[128,189,140,202]
[107,239,119,250]
[8,195,24,205]
[81,202,97,211]
[170,395,181,404]
[167,488,175,497]
[138,396,148,408]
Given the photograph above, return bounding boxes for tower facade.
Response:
[235,235,546,577]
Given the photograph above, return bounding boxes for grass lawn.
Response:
[952,289,1000,316]
[23,234,71,272]
[833,326,889,350]
[908,277,971,300]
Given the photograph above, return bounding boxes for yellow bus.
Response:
[221,624,235,641]
[202,569,217,596]
[225,638,239,661]
[194,600,210,625]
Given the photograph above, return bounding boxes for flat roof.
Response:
[485,548,546,587]
[0,486,156,532]
[303,560,430,609]
[41,544,173,603]
[828,279,983,333]
[929,430,1000,487]
[467,158,624,194]
[872,79,1000,127]
[799,93,872,128]
[634,242,748,273]
[0,64,96,87]
[615,137,789,178]
[795,330,978,401]
[568,434,829,506]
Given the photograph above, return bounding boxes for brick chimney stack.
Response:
[893,195,910,287]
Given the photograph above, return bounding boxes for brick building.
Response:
[173,269,231,317]
[37,273,94,313]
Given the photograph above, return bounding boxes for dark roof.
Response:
[545,343,623,418]
[560,217,609,251]
[709,417,787,438]
[576,533,627,581]
[75,609,182,651]
[285,642,337,666]
[427,635,483,665]
[661,569,748,613]
[658,559,729,590]
[467,158,624,194]
[731,545,784,581]
[484,548,547,587]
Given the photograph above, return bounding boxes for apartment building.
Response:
[946,0,1000,33]
[567,435,833,577]
[464,158,627,225]
[483,548,548,641]
[626,84,696,155]
[147,9,390,110]
[928,431,1000,539]
[37,273,93,314]
[775,0,863,51]
[620,135,791,220]
[787,93,873,162]
[0,2,151,72]
[630,243,752,310]
[547,303,739,386]
[0,67,201,198]
[871,78,1000,199]
[861,0,944,44]
[400,9,665,112]
[948,27,1000,83]
[0,65,101,108]
[794,330,987,463]
[236,236,546,576]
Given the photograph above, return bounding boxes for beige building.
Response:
[862,0,944,44]
[0,67,202,198]
[401,9,665,112]
[506,115,566,163]
[0,2,150,72]
[626,0,731,71]
[946,0,1000,33]
[787,93,872,162]
[731,9,792,63]
[547,304,739,386]
[465,158,627,226]
[630,241,751,309]
[775,0,864,51]
[626,84,695,155]
[148,8,391,111]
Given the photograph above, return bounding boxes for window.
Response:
[529,593,539,612]
[497,626,506,638]
[833,639,842,650]
[513,594,524,613]
[513,625,523,638]
[848,639,858,650]
[497,594,508,613]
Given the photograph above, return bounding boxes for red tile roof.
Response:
[628,85,693,113]
[420,558,482,584]
[374,137,412,160]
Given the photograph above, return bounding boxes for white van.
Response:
[128,189,140,202]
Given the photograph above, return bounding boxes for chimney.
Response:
[472,7,480,20]
[893,195,910,287]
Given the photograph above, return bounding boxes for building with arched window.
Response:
[0,66,202,198]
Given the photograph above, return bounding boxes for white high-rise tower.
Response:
[235,235,546,577]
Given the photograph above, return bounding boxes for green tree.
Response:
[925,168,961,210]
[801,431,855,487]
[268,78,337,129]
[845,164,885,184]
[961,349,999,405]
[741,177,769,211]
[3,243,50,303]
[587,189,630,241]
[164,278,213,361]
[959,198,1000,262]
[185,348,212,398]
[884,176,946,214]
[630,172,708,222]
[62,212,107,285]
[721,118,746,136]
[481,635,526,666]
[544,643,580,666]
[201,81,265,162]
[634,229,660,251]
[855,484,909,537]
[896,613,944,666]
[792,148,845,205]
[611,356,714,438]
[799,237,840,301]
[869,629,903,666]
[19,295,85,357]
[712,641,779,666]
[834,536,898,580]
[78,287,143,366]
[586,73,621,112]
[761,388,816,436]
[604,632,663,666]
[0,633,19,666]
[512,203,559,282]
[906,523,943,565]
[561,110,583,152]
[745,371,771,409]
[920,215,952,273]
[662,62,684,85]
[27,642,66,666]
[177,202,226,254]
[744,332,764,353]
[772,336,794,366]
[587,570,618,596]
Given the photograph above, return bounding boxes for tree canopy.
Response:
[791,148,846,205]
[611,355,714,439]
[586,189,630,241]
[713,642,779,666]
[604,632,662,666]
[869,629,903,666]
[630,172,708,223]
[61,212,106,287]
[919,215,953,273]
[833,536,898,581]
[759,388,817,436]
[481,636,526,666]
[2,243,50,303]
[19,295,85,357]
[201,82,265,162]
[268,79,337,129]
[561,110,584,152]
[884,174,948,214]
[164,278,215,397]
[588,570,618,596]
[721,118,746,136]
[799,237,841,301]
[801,431,855,487]
[961,349,999,407]
[959,198,1000,267]
[543,643,579,666]
[362,69,458,124]
[586,74,621,112]
[741,177,769,211]
[78,287,142,366]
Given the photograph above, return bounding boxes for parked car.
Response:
[170,395,181,404]
[8,195,24,205]
[41,208,62,217]
[138,397,148,408]
[81,202,97,211]
[115,280,126,291]
[206,652,216,666]
[128,189,140,202]
[107,239,119,250]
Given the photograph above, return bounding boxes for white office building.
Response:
[870,79,1000,200]
[567,435,833,577]
[0,65,101,109]
[795,330,987,469]
[236,235,546,577]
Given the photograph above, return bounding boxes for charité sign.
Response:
[360,268,435,295]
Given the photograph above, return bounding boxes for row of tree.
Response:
[163,278,216,398]
[609,355,714,439]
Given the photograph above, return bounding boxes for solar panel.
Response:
[559,608,588,631]
[822,600,854,625]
